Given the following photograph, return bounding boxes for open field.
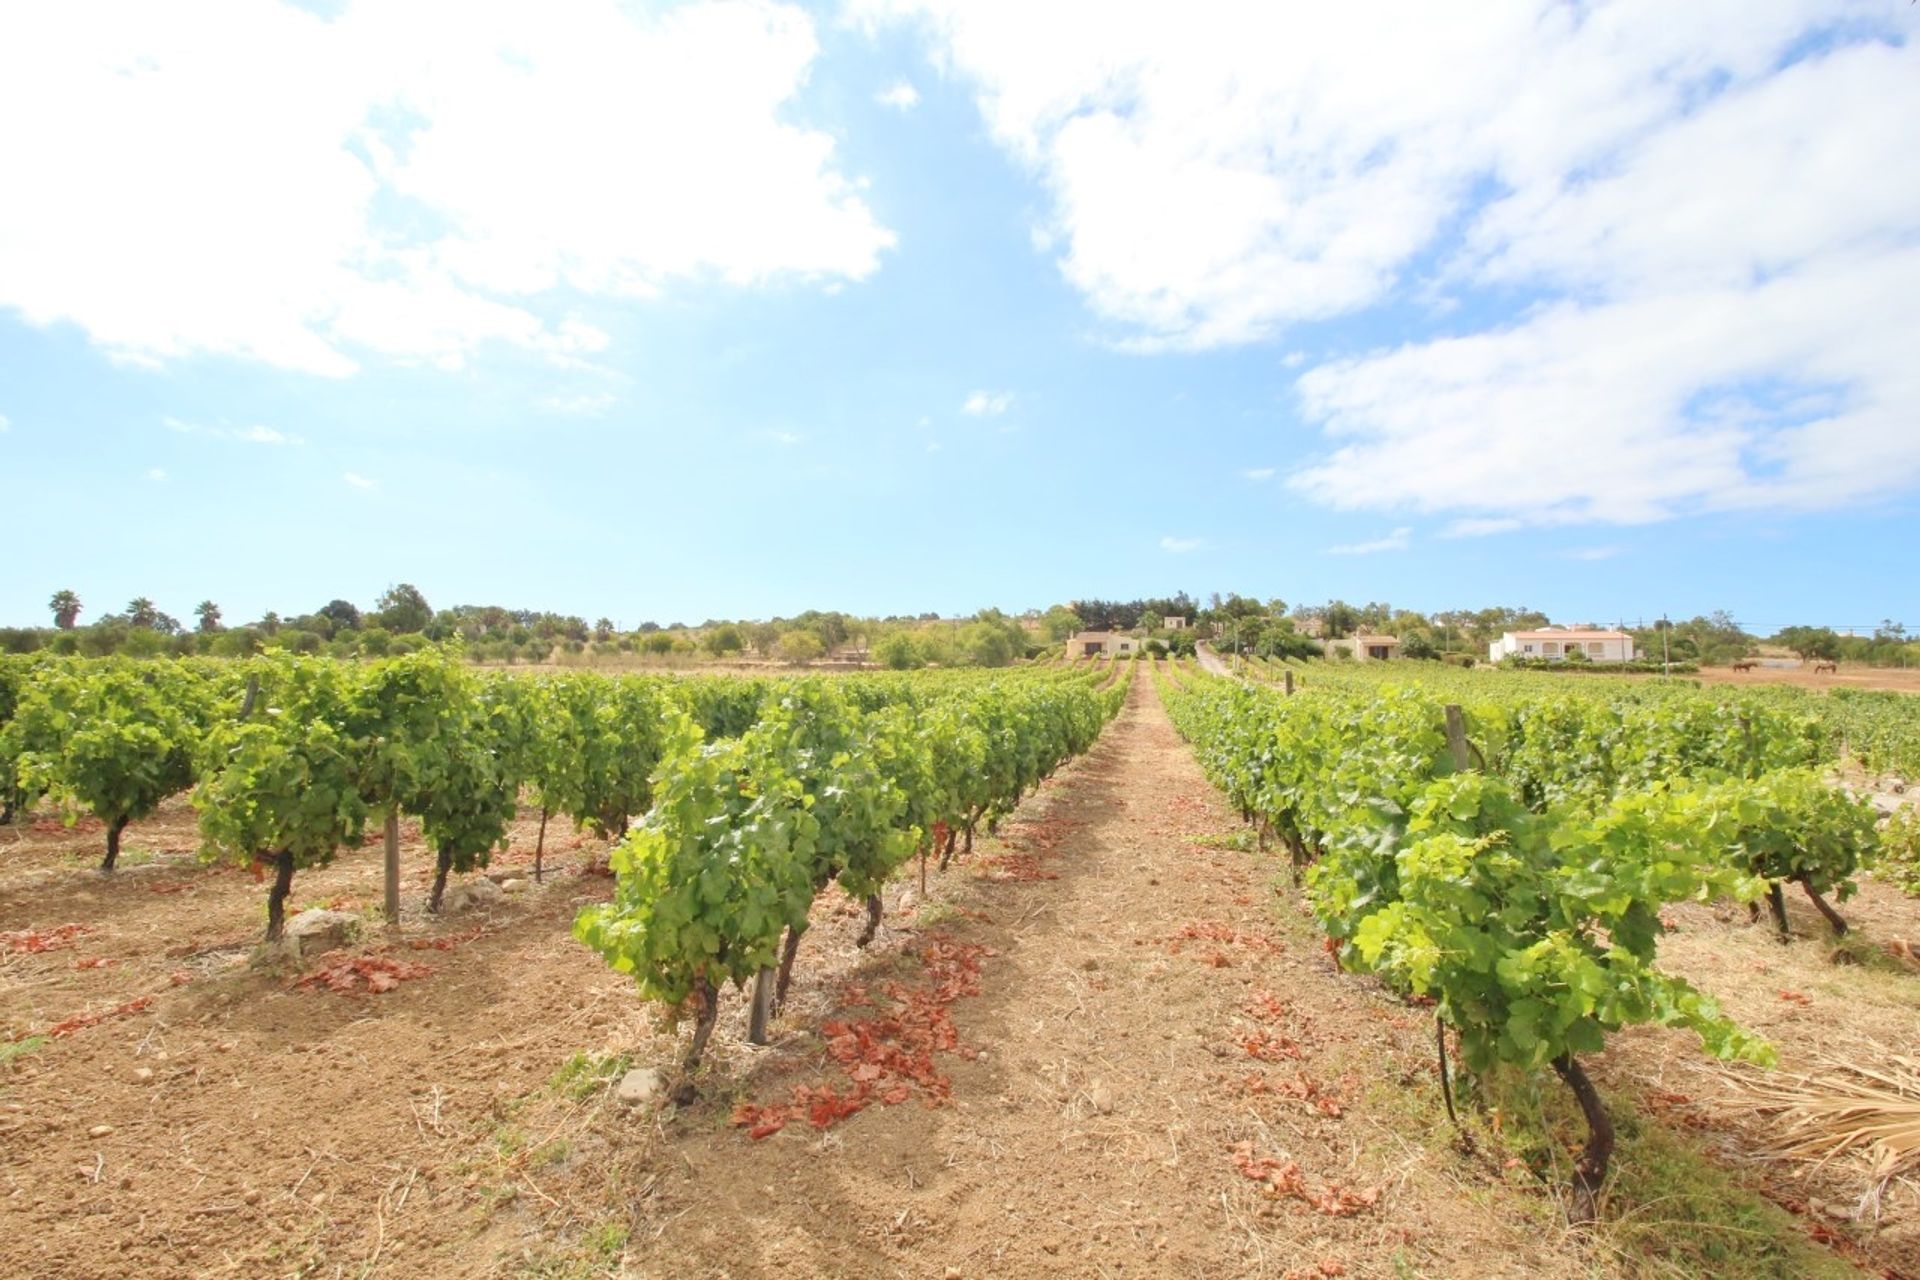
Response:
[4,668,1919,1278]
[1691,665,1920,695]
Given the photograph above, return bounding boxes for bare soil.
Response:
[1691,665,1920,694]
[1,676,1914,1278]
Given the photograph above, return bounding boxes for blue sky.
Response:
[2,1,1916,634]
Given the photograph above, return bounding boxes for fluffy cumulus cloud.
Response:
[860,1,1920,526]
[876,80,920,110]
[0,1,893,376]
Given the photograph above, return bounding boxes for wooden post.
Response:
[383,811,402,926]
[1283,670,1295,696]
[1443,705,1473,772]
[747,968,776,1044]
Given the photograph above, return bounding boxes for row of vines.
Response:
[0,651,1131,1097]
[1157,660,1901,1219]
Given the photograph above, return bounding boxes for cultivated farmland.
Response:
[2,651,1917,1279]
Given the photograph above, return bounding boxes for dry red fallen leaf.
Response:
[1230,1142,1381,1217]
[72,957,113,970]
[295,954,435,995]
[976,851,1058,882]
[1777,989,1812,1005]
[733,934,988,1140]
[45,994,153,1039]
[1242,1030,1304,1062]
[1,923,93,954]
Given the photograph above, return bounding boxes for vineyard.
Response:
[1157,659,1900,1217]
[2,650,1918,1278]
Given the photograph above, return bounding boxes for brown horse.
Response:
[1812,660,1839,674]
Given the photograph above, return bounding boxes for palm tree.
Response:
[125,598,159,629]
[195,600,222,632]
[49,590,82,630]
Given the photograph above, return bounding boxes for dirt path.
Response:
[587,673,1583,1280]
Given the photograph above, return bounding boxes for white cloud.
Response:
[1328,527,1411,556]
[1159,535,1203,553]
[1240,467,1275,482]
[343,471,376,490]
[961,389,1013,416]
[0,1,893,376]
[859,1,1846,349]
[146,467,167,482]
[0,411,9,432]
[164,416,303,445]
[1564,547,1621,561]
[539,392,618,416]
[762,429,804,446]
[876,80,920,110]
[1441,517,1524,539]
[862,3,1920,526]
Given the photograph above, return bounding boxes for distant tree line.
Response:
[11,586,1908,670]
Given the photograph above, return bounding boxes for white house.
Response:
[1068,630,1143,658]
[1163,616,1189,631]
[1323,633,1400,661]
[1489,628,1636,663]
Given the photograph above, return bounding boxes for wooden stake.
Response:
[383,811,402,926]
[747,969,775,1045]
[1443,705,1473,772]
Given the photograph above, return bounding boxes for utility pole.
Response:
[1661,614,1670,677]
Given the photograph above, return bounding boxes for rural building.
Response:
[1488,628,1635,663]
[1323,633,1400,661]
[1163,616,1189,630]
[1068,630,1144,657]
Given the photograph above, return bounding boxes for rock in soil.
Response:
[272,909,361,965]
[616,1067,666,1108]
[444,878,505,914]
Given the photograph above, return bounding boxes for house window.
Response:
[1523,644,1535,654]
[1543,642,1560,657]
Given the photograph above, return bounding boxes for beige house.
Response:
[1068,630,1144,658]
[1324,633,1400,661]
[1489,628,1635,663]
[1162,616,1189,630]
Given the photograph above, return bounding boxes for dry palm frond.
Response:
[1712,1053,1920,1217]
